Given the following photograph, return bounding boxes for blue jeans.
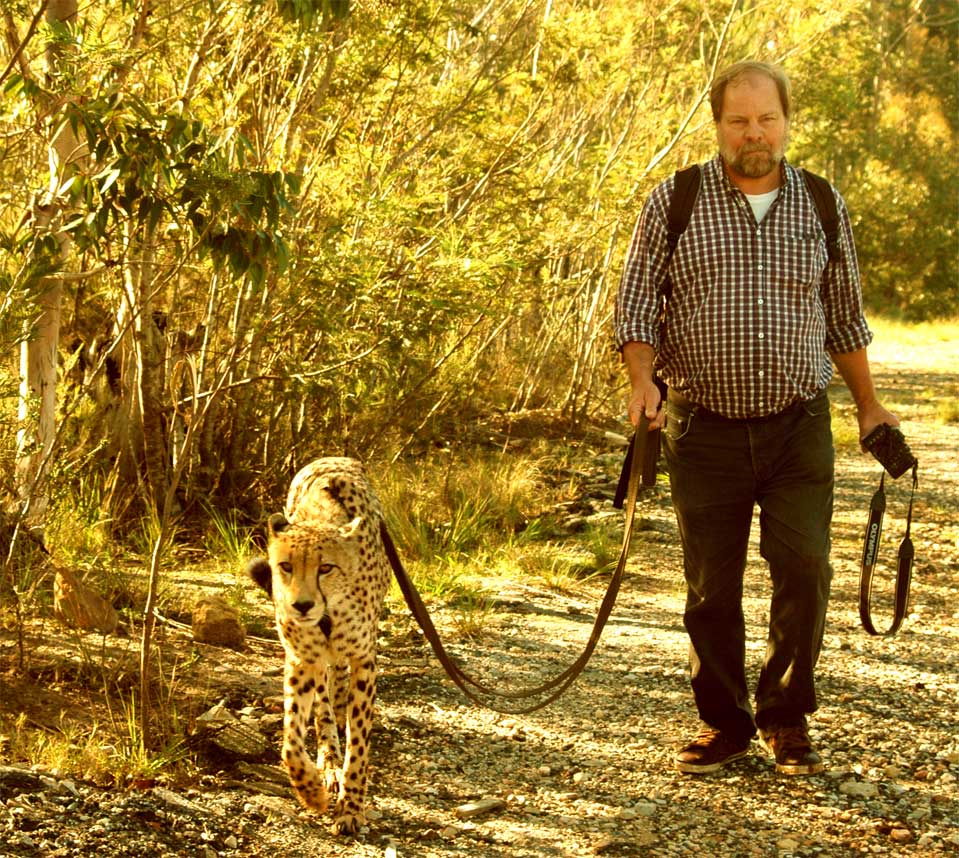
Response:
[662,389,834,743]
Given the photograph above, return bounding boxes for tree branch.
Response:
[0,0,51,89]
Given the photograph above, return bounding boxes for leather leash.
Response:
[859,464,918,635]
[382,415,652,714]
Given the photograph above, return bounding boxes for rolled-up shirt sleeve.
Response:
[614,181,674,352]
[822,191,873,355]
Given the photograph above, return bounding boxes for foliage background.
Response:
[0,0,956,526]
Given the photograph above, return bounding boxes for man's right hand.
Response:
[622,342,665,430]
[628,380,665,431]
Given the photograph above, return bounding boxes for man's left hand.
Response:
[856,401,901,450]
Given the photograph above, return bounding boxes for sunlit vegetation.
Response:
[0,0,955,776]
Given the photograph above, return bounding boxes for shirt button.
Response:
[758,264,764,270]
[758,298,765,305]
[758,332,765,340]
[758,370,765,377]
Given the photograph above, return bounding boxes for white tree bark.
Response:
[16,0,81,523]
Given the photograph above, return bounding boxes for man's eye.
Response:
[279,562,293,574]
[317,563,336,576]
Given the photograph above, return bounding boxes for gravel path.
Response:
[2,362,957,857]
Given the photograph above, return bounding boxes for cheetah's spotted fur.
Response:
[248,457,390,835]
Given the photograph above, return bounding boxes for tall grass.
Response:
[867,317,959,398]
[378,451,543,565]
[376,446,621,638]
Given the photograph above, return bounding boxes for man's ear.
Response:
[246,556,273,598]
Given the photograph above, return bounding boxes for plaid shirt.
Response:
[615,155,873,418]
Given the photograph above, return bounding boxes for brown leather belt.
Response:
[667,389,807,423]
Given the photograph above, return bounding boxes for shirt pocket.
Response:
[774,234,828,291]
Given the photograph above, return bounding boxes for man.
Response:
[614,61,898,775]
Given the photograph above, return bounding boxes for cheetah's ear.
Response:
[338,516,363,539]
[246,556,273,597]
[268,512,290,535]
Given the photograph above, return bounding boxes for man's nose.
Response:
[744,120,764,140]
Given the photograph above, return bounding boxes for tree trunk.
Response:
[16,251,65,522]
[16,0,82,525]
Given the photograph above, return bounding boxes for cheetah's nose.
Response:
[292,599,315,616]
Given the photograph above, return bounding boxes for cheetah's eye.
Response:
[317,563,336,576]
[279,561,293,575]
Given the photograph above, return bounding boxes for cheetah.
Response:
[247,457,391,835]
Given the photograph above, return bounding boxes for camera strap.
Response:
[859,463,918,635]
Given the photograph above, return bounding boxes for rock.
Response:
[889,828,914,843]
[192,595,245,649]
[595,832,658,853]
[235,762,293,787]
[604,431,630,448]
[0,766,44,797]
[258,713,283,732]
[195,703,270,760]
[453,798,507,819]
[53,567,118,634]
[839,780,879,798]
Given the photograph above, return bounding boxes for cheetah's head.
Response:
[247,512,364,629]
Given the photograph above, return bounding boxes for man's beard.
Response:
[723,142,785,179]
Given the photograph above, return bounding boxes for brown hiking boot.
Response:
[760,724,825,775]
[674,727,751,774]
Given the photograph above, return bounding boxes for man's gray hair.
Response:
[710,61,792,121]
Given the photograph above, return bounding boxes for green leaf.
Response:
[98,168,121,195]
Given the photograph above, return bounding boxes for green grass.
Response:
[832,315,959,434]
[868,315,959,348]
[378,451,543,563]
[830,404,862,452]
[867,316,959,378]
[938,397,959,423]
[45,472,113,565]
[375,448,622,638]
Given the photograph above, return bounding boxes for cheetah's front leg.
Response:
[330,656,376,836]
[314,665,344,801]
[282,660,328,812]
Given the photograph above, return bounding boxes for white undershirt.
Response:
[745,188,780,223]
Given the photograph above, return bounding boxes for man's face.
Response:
[716,73,789,181]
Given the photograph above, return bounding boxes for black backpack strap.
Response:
[665,164,702,262]
[623,164,700,493]
[801,169,841,263]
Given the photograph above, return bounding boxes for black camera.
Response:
[861,423,917,479]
